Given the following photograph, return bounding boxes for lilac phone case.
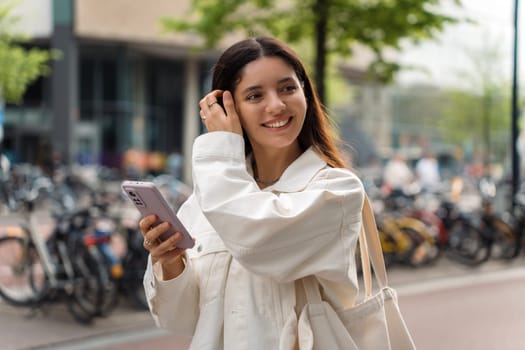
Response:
[121,181,195,249]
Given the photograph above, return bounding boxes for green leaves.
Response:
[0,1,58,104]
[0,42,59,104]
[161,0,464,102]
[163,0,461,60]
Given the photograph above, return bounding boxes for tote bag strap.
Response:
[361,195,388,290]
[358,223,373,298]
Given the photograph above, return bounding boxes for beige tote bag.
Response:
[297,195,416,350]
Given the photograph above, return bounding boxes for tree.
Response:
[0,1,57,144]
[439,39,511,169]
[161,0,464,103]
[0,1,57,104]
[391,82,510,168]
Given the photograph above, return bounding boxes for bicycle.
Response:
[112,215,149,310]
[79,182,149,310]
[0,186,110,323]
[475,178,525,261]
[372,192,440,267]
[393,179,491,267]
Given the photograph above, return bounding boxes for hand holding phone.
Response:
[122,181,195,249]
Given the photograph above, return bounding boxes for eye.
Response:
[281,85,298,93]
[246,93,262,101]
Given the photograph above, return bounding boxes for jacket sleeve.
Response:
[192,132,364,283]
[143,254,199,335]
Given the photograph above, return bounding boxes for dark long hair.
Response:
[212,36,348,168]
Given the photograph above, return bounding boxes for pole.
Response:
[511,0,520,209]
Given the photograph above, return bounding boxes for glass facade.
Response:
[6,43,207,170]
[79,47,188,168]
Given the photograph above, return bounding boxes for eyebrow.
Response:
[240,77,296,94]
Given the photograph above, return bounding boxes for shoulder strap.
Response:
[361,195,388,290]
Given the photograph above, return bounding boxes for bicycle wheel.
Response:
[0,235,48,306]
[396,218,441,267]
[490,218,519,260]
[91,245,119,317]
[447,221,490,266]
[121,249,148,310]
[65,241,104,324]
[378,216,416,267]
[378,229,397,268]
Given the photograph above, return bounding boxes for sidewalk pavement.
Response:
[2,253,524,350]
[0,299,161,350]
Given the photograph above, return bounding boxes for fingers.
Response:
[139,215,173,247]
[141,222,185,252]
[145,233,186,268]
[199,90,224,121]
[222,90,234,113]
[199,90,242,135]
[222,91,243,135]
[139,215,187,270]
[206,90,223,108]
[139,214,157,235]
[149,232,185,258]
[139,215,168,241]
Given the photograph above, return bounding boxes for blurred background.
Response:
[2,0,523,187]
[1,0,525,349]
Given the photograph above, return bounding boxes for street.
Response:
[399,263,525,350]
[1,256,524,350]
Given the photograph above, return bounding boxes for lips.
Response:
[263,117,292,128]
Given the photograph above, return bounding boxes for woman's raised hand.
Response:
[199,90,242,136]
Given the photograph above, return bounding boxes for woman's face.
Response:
[232,56,307,153]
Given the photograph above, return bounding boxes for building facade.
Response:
[6,0,219,182]
[6,0,394,181]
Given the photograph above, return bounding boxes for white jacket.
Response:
[144,132,365,350]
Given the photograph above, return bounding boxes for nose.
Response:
[265,91,286,114]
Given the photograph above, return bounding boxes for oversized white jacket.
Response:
[143,132,365,349]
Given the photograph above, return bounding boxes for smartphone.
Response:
[121,180,195,249]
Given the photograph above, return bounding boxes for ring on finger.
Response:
[144,238,153,248]
[208,101,218,108]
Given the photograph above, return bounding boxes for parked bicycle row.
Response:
[2,163,524,322]
[364,175,525,269]
[0,164,190,324]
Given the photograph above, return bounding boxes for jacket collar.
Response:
[248,147,328,192]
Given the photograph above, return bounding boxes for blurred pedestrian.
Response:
[139,36,368,349]
[382,151,414,195]
[0,145,10,178]
[415,151,441,191]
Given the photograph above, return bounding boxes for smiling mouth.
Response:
[263,118,292,128]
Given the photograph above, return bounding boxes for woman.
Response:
[140,36,364,349]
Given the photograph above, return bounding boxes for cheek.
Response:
[236,109,252,133]
[236,105,257,127]
[297,99,308,120]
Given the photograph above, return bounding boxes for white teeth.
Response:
[265,119,289,128]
